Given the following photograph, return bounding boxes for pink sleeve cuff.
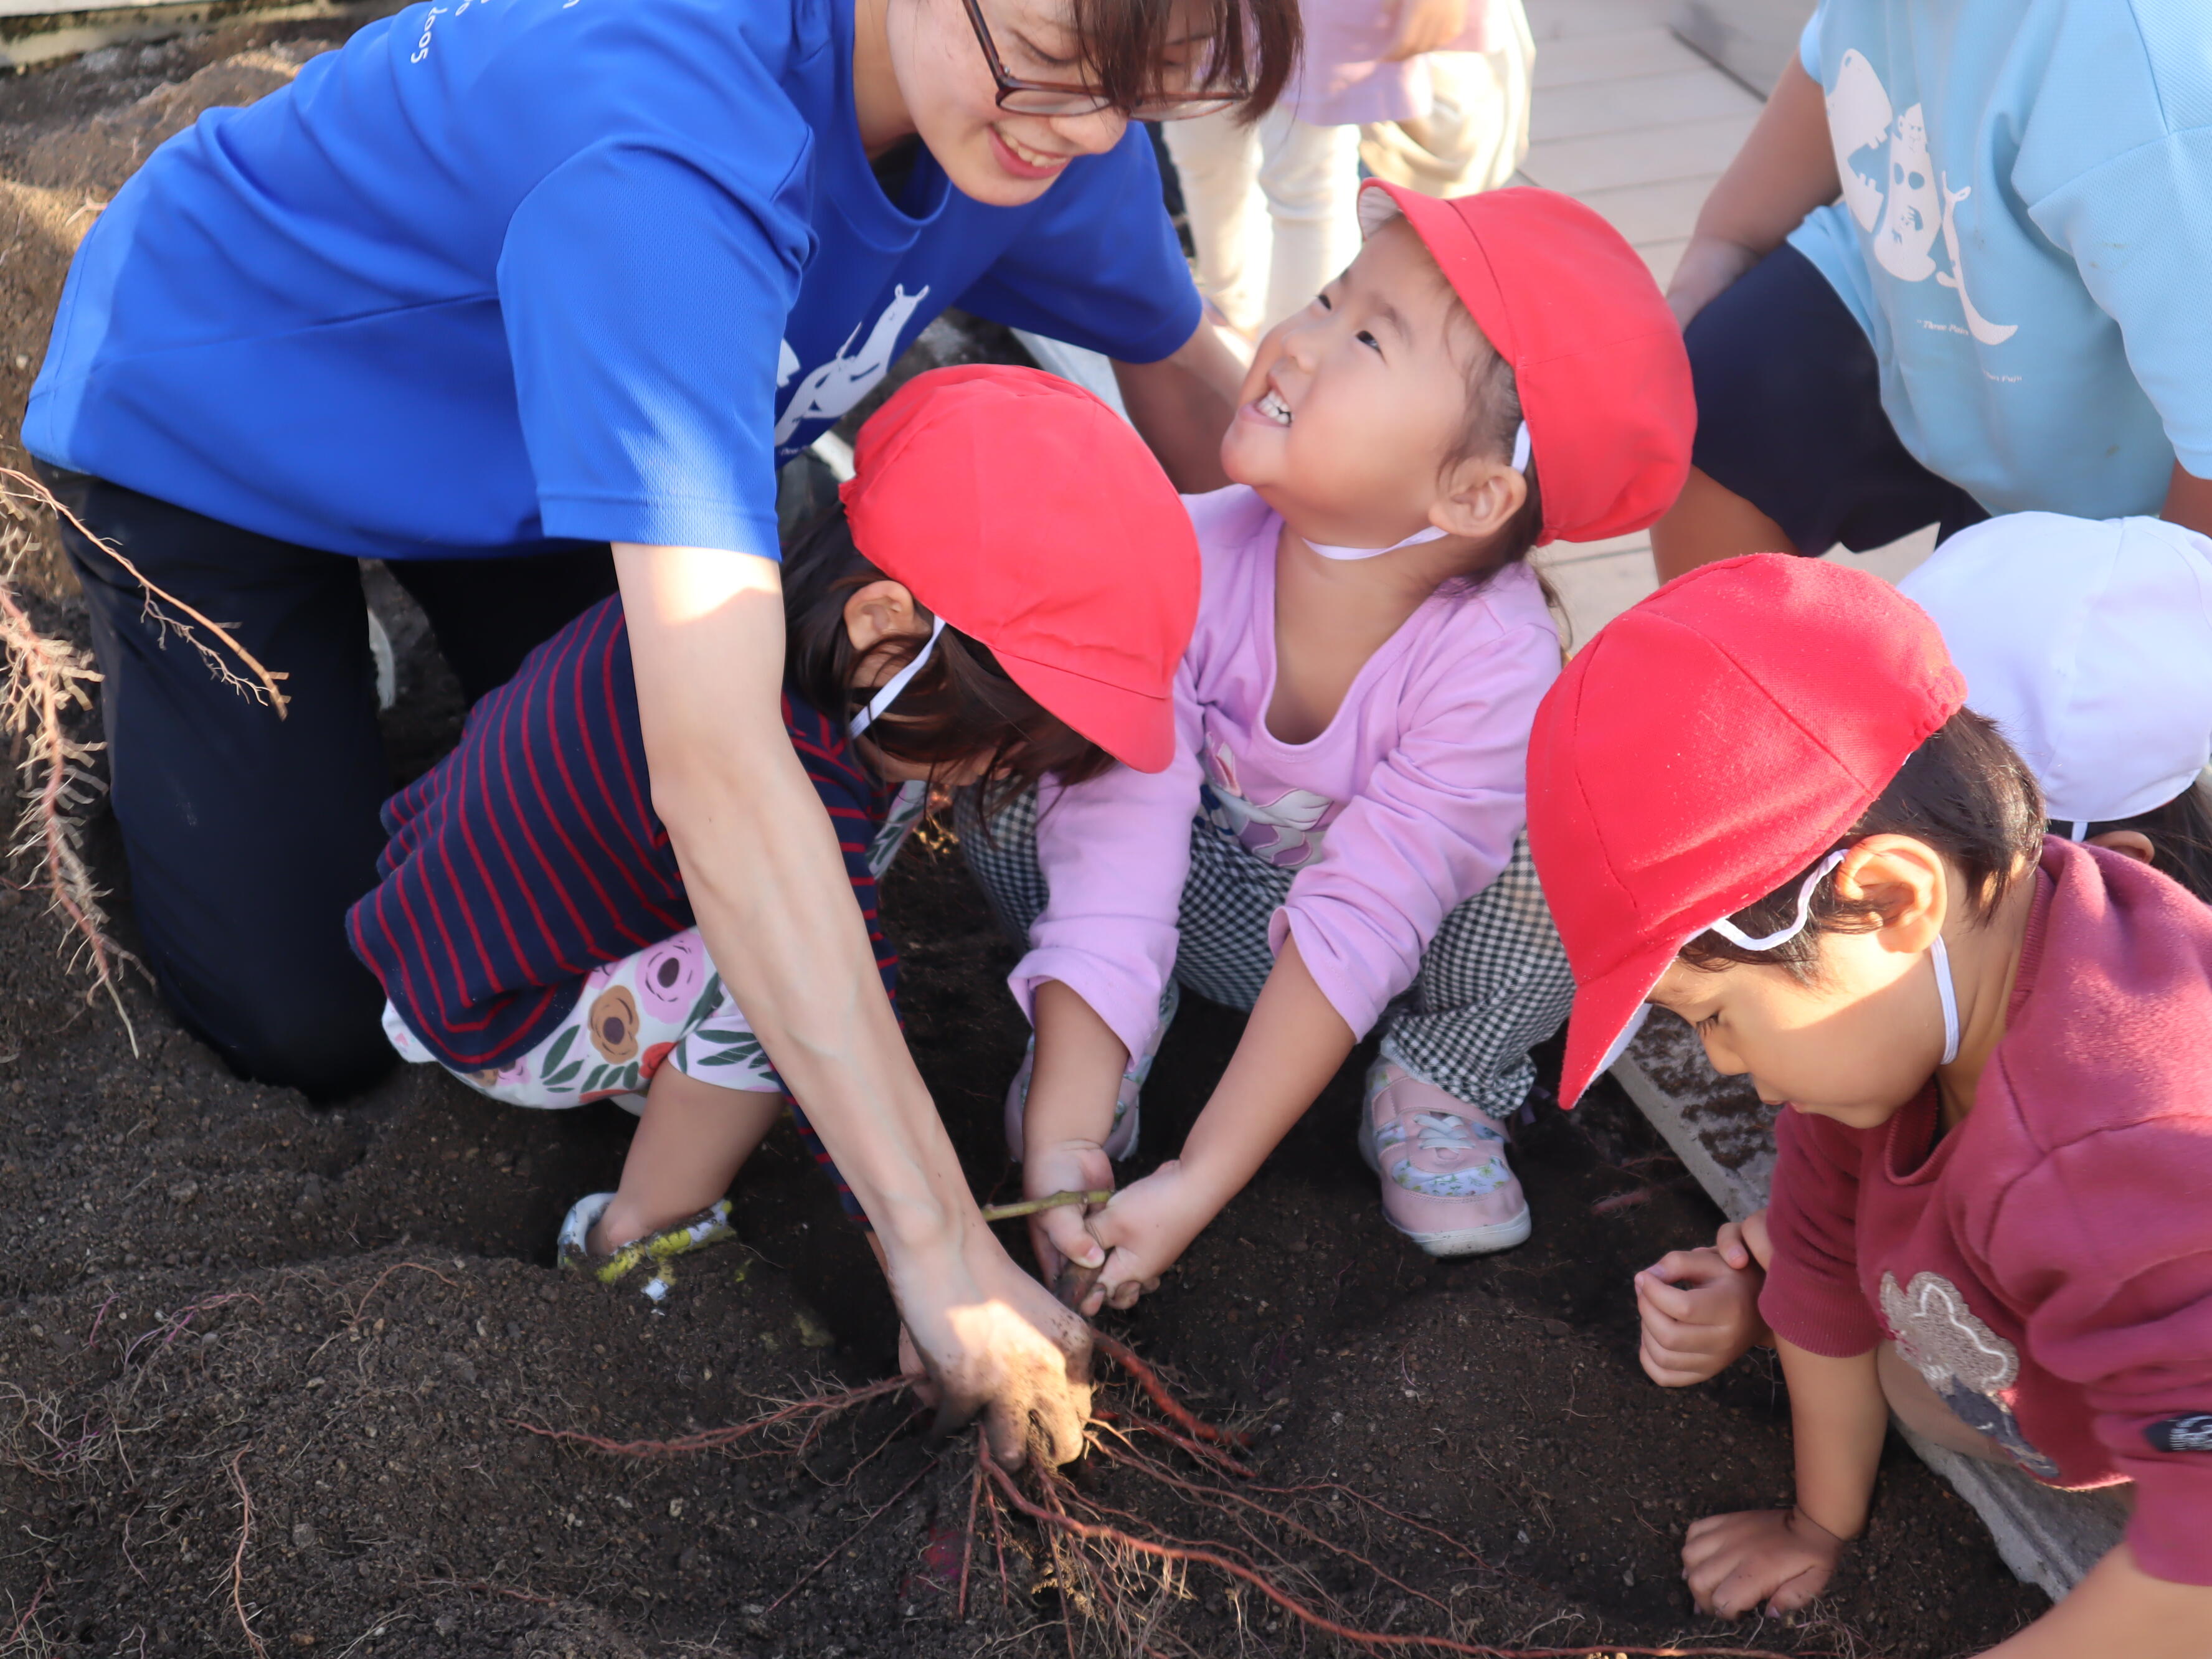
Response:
[1757,1260,1884,1359]
[1275,909,1387,1036]
[1007,948,1163,1067]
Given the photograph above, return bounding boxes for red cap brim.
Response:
[1556,935,1679,1107]
[995,649,1177,774]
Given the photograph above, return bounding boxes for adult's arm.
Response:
[1113,315,1249,491]
[1666,55,1838,331]
[615,541,1090,1466]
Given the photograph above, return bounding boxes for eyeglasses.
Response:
[960,0,1244,121]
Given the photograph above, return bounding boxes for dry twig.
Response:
[0,496,135,1047]
[509,1376,909,1458]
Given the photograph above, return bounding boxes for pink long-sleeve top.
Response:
[1761,838,2212,1584]
[1009,484,1560,1062]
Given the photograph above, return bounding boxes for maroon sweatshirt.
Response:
[1762,837,2212,1584]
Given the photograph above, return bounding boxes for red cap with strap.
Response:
[1526,553,1967,1106]
[1357,181,1694,547]
[841,365,1199,774]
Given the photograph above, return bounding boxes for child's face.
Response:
[1644,841,1974,1128]
[1220,220,1500,538]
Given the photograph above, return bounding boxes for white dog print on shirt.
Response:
[773,284,931,451]
[1825,50,2016,345]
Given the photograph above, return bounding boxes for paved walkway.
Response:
[1516,0,1933,644]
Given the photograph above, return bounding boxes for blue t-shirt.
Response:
[1787,1,2212,520]
[24,0,1197,560]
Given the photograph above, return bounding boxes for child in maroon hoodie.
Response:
[1526,553,2212,1651]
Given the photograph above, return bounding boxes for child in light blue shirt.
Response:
[1650,0,2212,577]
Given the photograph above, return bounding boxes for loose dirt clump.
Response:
[0,21,2047,1659]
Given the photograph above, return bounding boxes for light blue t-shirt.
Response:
[24,0,1196,560]
[1787,1,2212,520]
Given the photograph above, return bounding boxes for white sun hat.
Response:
[1897,513,2212,836]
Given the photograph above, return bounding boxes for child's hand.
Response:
[1023,1139,1113,1290]
[1633,1242,1769,1387]
[1084,1160,1216,1314]
[1681,1507,1845,1618]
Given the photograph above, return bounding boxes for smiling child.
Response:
[961,184,1693,1307]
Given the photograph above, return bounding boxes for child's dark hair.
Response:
[2068,777,2212,906]
[1679,709,2046,980]
[782,504,1115,816]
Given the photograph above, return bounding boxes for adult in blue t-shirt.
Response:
[24,0,1297,1463]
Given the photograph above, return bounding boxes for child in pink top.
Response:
[1529,554,2212,1645]
[963,183,1693,1308]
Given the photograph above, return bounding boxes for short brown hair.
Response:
[782,505,1116,816]
[1678,707,2046,980]
[1069,0,1302,120]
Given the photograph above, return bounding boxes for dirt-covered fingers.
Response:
[1680,1509,1838,1618]
[1099,1255,1161,1312]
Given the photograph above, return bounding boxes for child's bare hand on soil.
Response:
[1681,1506,1845,1619]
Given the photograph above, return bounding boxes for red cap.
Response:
[1526,554,1966,1105]
[1357,182,1694,547]
[841,366,1199,773]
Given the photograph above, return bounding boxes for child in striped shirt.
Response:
[347,366,1199,1297]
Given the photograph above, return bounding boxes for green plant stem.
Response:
[976,1189,1112,1223]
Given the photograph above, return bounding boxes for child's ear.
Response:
[1430,454,1529,543]
[843,580,924,655]
[1835,835,1949,953]
[2087,828,2158,866]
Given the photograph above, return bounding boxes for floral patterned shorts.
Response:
[383,927,782,1113]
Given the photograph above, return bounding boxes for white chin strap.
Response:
[848,614,947,740]
[1701,847,1961,1066]
[1305,422,1532,562]
[1305,524,1449,563]
[1931,931,1960,1066]
[1705,851,1844,952]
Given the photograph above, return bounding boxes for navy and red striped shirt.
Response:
[347,594,896,1072]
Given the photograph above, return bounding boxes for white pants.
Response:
[1163,107,1363,337]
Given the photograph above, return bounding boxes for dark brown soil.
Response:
[0,25,2046,1658]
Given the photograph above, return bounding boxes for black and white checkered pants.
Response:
[957,788,1574,1124]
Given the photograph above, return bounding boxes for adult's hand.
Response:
[1114,313,1249,492]
[1384,0,1467,62]
[615,541,1090,1464]
[885,1216,1094,1464]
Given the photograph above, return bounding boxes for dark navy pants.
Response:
[40,466,616,1100]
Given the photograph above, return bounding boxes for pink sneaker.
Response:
[1003,1041,1144,1163]
[1359,1061,1530,1255]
